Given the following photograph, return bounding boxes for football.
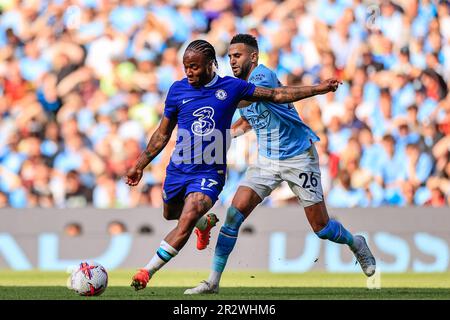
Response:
[70,261,108,296]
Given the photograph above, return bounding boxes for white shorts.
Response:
[239,144,324,207]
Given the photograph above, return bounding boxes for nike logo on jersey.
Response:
[182,98,195,104]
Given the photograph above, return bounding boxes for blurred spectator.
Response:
[0,191,8,208]
[404,143,433,188]
[0,0,448,208]
[327,169,369,207]
[64,169,93,208]
[138,224,154,235]
[139,183,164,208]
[64,222,82,237]
[107,220,127,235]
[377,134,405,184]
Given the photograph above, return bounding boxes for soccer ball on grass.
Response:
[70,261,108,296]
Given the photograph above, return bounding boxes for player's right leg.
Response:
[163,201,184,220]
[131,210,181,290]
[132,193,213,290]
[131,198,184,290]
[131,170,186,290]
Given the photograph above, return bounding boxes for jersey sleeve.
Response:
[234,78,256,101]
[163,83,178,119]
[248,67,277,88]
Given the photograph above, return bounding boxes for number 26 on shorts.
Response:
[298,172,319,192]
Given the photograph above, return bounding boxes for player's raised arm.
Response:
[247,78,342,104]
[125,116,177,186]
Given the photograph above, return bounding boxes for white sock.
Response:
[144,254,166,276]
[144,240,179,276]
[208,270,222,286]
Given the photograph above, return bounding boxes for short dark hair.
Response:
[230,34,258,51]
[185,39,218,68]
[382,134,395,144]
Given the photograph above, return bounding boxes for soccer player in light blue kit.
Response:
[125,39,342,290]
[185,34,376,295]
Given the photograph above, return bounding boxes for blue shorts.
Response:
[162,167,226,205]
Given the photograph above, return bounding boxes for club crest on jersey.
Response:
[191,106,215,136]
[215,89,227,100]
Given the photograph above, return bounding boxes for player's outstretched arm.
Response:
[125,116,177,186]
[248,78,342,104]
[230,117,252,138]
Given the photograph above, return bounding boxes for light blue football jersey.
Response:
[239,64,319,160]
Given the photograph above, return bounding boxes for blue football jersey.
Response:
[239,64,319,159]
[164,74,255,173]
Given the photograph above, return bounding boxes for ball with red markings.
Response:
[70,261,108,296]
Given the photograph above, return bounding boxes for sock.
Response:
[209,206,245,286]
[144,240,179,276]
[208,270,222,286]
[315,219,355,247]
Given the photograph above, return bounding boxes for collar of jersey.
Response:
[204,73,218,87]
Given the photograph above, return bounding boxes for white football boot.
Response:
[184,280,219,295]
[351,235,376,277]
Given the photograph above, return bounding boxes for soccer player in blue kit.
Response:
[185,34,376,295]
[125,39,341,290]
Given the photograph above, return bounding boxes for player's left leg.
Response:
[304,201,376,277]
[185,162,282,295]
[283,144,376,276]
[194,212,220,250]
[131,192,213,290]
[189,173,226,250]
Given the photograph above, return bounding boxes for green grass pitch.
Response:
[0,270,449,300]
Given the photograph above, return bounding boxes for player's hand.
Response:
[125,167,143,186]
[318,78,342,93]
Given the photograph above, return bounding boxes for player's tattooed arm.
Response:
[126,116,177,186]
[135,116,177,170]
[230,117,252,138]
[247,78,342,104]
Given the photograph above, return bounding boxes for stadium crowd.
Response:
[0,0,449,209]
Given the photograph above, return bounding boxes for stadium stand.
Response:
[0,0,449,208]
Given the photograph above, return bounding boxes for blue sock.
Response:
[315,219,354,246]
[212,206,245,273]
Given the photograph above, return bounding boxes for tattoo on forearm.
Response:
[136,131,170,170]
[252,85,323,104]
[252,86,276,101]
[280,86,316,101]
